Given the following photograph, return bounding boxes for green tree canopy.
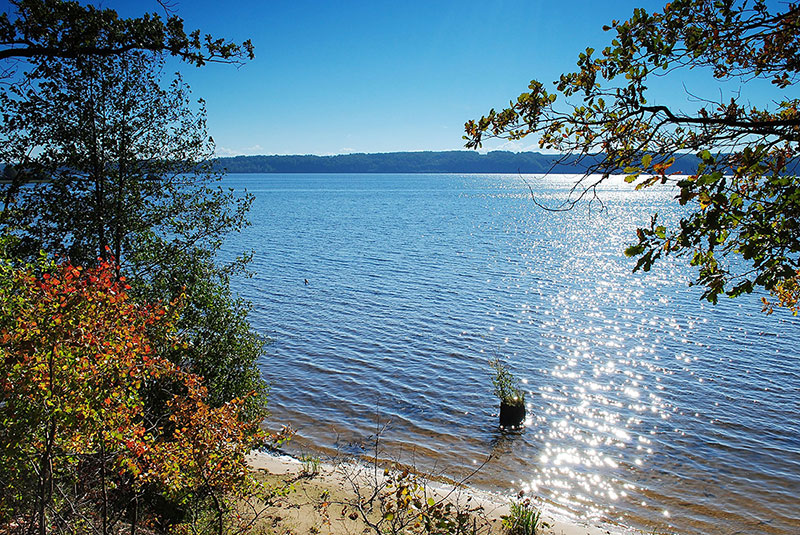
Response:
[0,0,267,415]
[0,0,253,65]
[464,0,800,313]
[0,3,275,532]
[0,46,266,413]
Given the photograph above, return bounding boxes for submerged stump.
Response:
[499,401,525,428]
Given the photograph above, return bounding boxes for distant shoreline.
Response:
[212,150,704,175]
[8,150,795,176]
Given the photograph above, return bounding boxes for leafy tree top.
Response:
[0,0,254,65]
[464,0,800,314]
[0,1,267,424]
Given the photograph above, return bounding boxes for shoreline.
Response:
[247,449,629,535]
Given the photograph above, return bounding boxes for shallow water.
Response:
[220,173,800,535]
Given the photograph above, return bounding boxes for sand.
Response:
[245,451,625,535]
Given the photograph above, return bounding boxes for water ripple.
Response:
[222,174,800,535]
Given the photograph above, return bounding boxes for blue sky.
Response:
[96,1,782,156]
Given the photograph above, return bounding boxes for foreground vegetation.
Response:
[0,1,271,533]
[245,452,554,535]
[0,252,290,534]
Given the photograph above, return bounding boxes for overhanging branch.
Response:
[639,104,800,130]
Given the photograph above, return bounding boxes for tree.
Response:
[0,253,275,535]
[0,0,253,65]
[464,0,800,314]
[0,7,267,417]
[0,3,277,532]
[1,50,224,260]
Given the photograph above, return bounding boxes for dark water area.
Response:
[219,173,800,535]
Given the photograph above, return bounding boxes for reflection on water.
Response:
[221,174,800,535]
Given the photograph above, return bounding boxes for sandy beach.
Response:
[246,451,624,535]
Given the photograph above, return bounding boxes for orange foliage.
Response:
[0,256,271,533]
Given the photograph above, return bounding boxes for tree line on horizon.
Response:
[213,150,706,174]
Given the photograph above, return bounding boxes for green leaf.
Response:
[624,245,645,257]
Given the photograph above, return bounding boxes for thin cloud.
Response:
[215,144,265,157]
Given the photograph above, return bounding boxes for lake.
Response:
[219,173,800,535]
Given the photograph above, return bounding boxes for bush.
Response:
[0,254,274,535]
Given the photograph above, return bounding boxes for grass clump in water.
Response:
[489,358,525,406]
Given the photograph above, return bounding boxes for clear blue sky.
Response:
[100,1,780,156]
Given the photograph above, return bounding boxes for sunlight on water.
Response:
[221,174,800,535]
